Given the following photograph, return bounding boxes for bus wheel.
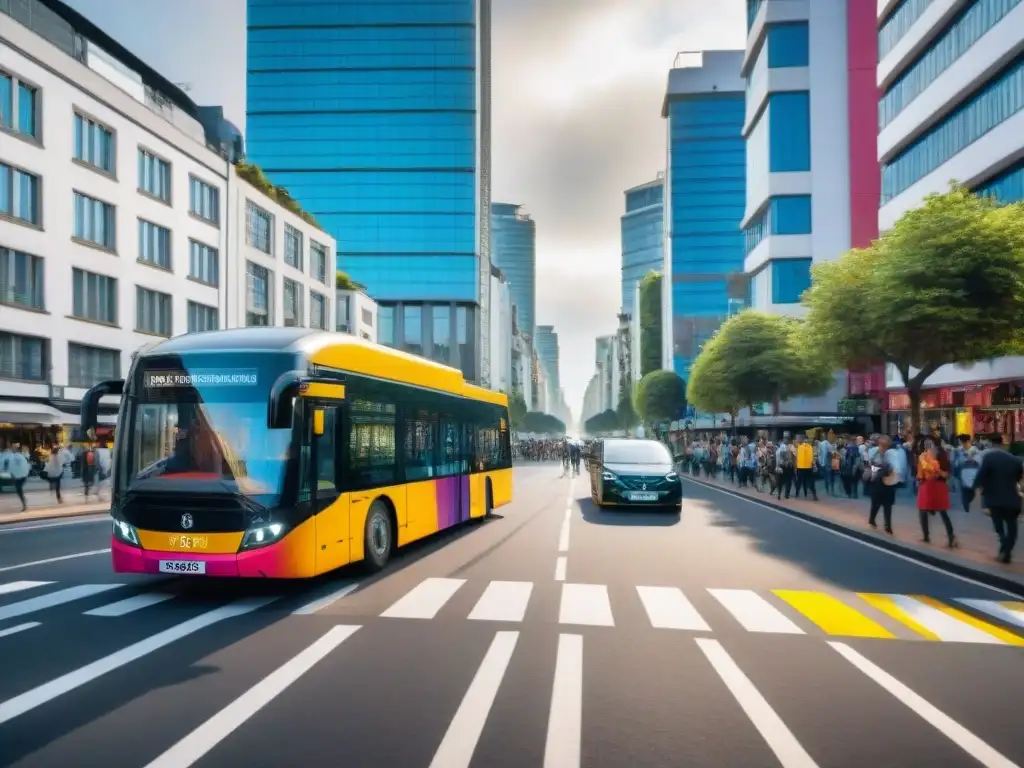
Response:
[363,500,393,572]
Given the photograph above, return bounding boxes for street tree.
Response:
[638,271,663,377]
[803,185,1024,433]
[520,412,566,435]
[634,369,687,424]
[616,390,639,429]
[507,392,528,427]
[688,311,833,424]
[584,409,619,435]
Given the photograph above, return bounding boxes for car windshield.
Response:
[604,440,672,465]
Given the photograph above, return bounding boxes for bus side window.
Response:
[403,407,436,482]
[315,408,338,493]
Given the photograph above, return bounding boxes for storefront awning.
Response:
[0,403,117,427]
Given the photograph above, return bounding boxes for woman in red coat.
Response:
[917,440,956,547]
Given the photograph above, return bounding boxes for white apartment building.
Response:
[877,0,1024,417]
[0,1,335,443]
[335,288,378,343]
[488,266,512,394]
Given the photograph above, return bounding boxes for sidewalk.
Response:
[0,488,108,525]
[684,472,1024,591]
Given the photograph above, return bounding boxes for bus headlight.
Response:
[240,523,286,551]
[112,518,140,547]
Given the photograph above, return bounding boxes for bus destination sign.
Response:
[144,370,259,388]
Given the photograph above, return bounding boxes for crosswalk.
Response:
[2,576,1024,645]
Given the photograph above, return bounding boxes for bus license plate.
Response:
[628,492,658,502]
[159,560,206,574]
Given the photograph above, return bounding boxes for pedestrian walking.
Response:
[916,440,956,548]
[972,433,1022,564]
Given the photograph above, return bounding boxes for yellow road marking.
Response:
[773,591,895,638]
[914,596,1024,646]
[857,593,940,641]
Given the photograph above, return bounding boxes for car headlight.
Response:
[666,472,679,481]
[239,523,286,551]
[112,518,140,547]
[601,471,618,482]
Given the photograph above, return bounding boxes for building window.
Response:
[311,240,328,284]
[283,277,303,327]
[771,195,812,235]
[0,247,44,310]
[188,239,219,286]
[72,268,117,324]
[284,224,303,270]
[138,149,171,202]
[73,192,116,250]
[379,305,395,346]
[0,162,40,226]
[975,158,1024,204]
[404,305,422,356]
[771,258,812,304]
[457,305,469,377]
[337,294,351,332]
[187,301,218,333]
[189,175,219,224]
[432,305,450,362]
[879,0,934,60]
[768,92,811,172]
[882,54,1024,203]
[310,291,328,330]
[138,219,171,269]
[73,112,115,174]
[0,71,39,140]
[246,200,273,254]
[747,0,763,29]
[68,342,120,388]
[246,261,272,326]
[136,286,172,336]
[0,330,46,381]
[767,23,809,68]
[361,307,373,327]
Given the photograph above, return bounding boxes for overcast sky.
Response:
[65,0,745,422]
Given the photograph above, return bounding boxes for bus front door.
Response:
[309,403,349,574]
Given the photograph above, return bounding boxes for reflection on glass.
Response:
[604,440,672,465]
[404,305,422,356]
[432,305,450,363]
[378,305,395,345]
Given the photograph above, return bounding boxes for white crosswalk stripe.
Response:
[637,586,711,631]
[955,599,1024,629]
[84,592,176,617]
[0,581,51,596]
[709,589,805,634]
[381,577,466,620]
[468,581,533,623]
[558,583,614,627]
[0,584,123,623]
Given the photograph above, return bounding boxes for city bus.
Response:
[79,327,513,578]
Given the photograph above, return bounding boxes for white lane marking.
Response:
[0,548,111,573]
[380,577,466,620]
[558,520,570,552]
[0,622,40,639]
[0,516,109,534]
[0,583,123,623]
[955,599,1024,629]
[564,508,571,522]
[428,631,519,768]
[144,624,360,768]
[0,597,275,725]
[468,581,533,623]
[84,592,176,617]
[292,582,360,615]
[709,589,805,634]
[884,595,1005,644]
[697,638,818,767]
[559,583,614,627]
[637,586,711,631]
[831,642,1018,767]
[554,556,567,582]
[544,633,583,768]
[684,478,1022,598]
[0,580,51,596]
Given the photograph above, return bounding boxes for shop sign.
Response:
[837,399,876,415]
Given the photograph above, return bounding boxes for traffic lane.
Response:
[568,479,1012,600]
[2,608,330,768]
[0,516,111,568]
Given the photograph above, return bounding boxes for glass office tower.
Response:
[246,0,492,384]
[620,178,664,317]
[491,203,536,341]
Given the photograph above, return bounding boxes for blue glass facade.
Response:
[491,203,536,340]
[767,92,811,172]
[620,181,664,318]
[879,0,934,60]
[666,94,746,381]
[535,325,560,406]
[743,195,812,254]
[246,0,490,381]
[767,23,809,68]
[771,258,812,304]
[975,158,1024,203]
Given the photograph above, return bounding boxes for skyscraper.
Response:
[491,203,537,341]
[661,51,746,380]
[245,0,492,384]
[534,325,560,410]
[620,177,664,317]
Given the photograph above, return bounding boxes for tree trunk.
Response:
[772,396,780,416]
[730,412,736,437]
[907,384,922,439]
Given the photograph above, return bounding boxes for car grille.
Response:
[120,493,248,533]
[619,475,669,490]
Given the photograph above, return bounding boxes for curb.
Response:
[0,507,109,527]
[682,476,1024,599]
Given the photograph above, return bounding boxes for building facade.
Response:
[488,265,512,394]
[620,177,664,317]
[877,0,1024,435]
[0,0,335,449]
[661,51,747,380]
[534,325,560,412]
[335,289,378,342]
[491,202,536,342]
[245,0,492,384]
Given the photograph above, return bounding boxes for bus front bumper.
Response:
[111,537,293,578]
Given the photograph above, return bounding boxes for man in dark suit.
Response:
[973,433,1022,564]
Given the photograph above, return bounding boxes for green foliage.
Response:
[616,390,639,429]
[508,392,528,426]
[520,411,566,435]
[803,184,1024,431]
[634,369,686,423]
[335,270,367,292]
[584,409,619,435]
[688,310,833,416]
[235,161,324,230]
[638,271,663,377]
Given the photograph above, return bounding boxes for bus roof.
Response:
[136,328,507,406]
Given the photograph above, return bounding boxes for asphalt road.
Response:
[1,463,1024,767]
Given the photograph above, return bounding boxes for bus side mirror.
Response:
[268,371,303,429]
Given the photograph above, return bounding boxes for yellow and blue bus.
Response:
[80,327,513,578]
